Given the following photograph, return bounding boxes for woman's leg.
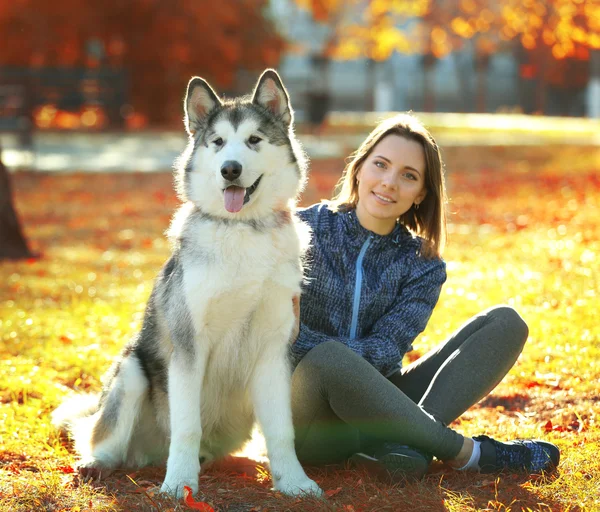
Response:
[390,305,528,425]
[291,340,464,465]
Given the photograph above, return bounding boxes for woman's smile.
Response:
[372,191,396,204]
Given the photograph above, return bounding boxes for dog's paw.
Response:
[160,473,199,499]
[275,476,323,498]
[161,452,201,498]
[77,460,115,482]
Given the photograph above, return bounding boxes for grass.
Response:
[1,148,599,511]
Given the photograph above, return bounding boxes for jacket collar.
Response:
[340,208,413,248]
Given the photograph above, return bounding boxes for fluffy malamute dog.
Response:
[53,69,322,498]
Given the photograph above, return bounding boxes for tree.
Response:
[0,143,33,260]
[292,0,600,114]
[0,1,283,258]
[291,0,420,113]
[0,0,284,126]
[499,0,600,114]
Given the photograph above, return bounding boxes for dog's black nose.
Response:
[221,161,242,181]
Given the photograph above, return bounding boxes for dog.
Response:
[52,69,322,499]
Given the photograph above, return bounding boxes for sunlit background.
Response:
[0,0,598,134]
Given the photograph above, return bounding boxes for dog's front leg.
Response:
[250,342,323,497]
[160,347,206,499]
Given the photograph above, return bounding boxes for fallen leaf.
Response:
[5,463,21,474]
[60,335,74,345]
[183,486,215,511]
[135,479,156,486]
[56,465,75,474]
[569,420,583,432]
[474,479,496,488]
[325,486,343,498]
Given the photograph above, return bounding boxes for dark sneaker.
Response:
[474,435,560,474]
[350,443,431,482]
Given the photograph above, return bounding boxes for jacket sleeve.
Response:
[290,259,446,376]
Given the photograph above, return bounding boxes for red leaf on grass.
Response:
[325,486,342,498]
[60,335,74,345]
[525,380,542,389]
[56,465,75,473]
[5,463,21,474]
[542,420,569,433]
[183,486,214,511]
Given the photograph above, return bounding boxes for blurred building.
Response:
[269,0,598,120]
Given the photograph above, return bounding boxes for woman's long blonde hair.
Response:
[329,113,447,259]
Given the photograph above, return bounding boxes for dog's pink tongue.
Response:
[224,186,246,213]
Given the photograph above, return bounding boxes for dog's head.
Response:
[176,69,307,219]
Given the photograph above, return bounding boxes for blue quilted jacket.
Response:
[291,203,446,377]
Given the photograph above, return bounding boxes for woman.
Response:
[290,113,559,480]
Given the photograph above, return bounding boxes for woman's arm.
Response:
[291,295,300,342]
[291,263,445,376]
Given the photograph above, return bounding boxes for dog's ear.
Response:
[184,77,222,135]
[252,69,293,126]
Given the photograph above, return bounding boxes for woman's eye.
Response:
[375,160,386,168]
[404,173,417,180]
[248,135,262,144]
[213,137,224,147]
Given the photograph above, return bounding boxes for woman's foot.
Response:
[473,435,560,474]
[350,443,431,482]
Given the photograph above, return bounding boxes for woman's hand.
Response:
[291,295,300,343]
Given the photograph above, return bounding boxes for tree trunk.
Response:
[307,54,331,129]
[422,53,437,112]
[452,52,469,112]
[475,53,489,113]
[536,54,548,115]
[587,49,600,118]
[0,144,33,260]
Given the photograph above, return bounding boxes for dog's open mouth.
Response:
[223,175,263,213]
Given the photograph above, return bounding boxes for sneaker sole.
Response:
[350,452,429,483]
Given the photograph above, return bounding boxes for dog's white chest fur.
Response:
[181,215,303,344]
[172,211,306,460]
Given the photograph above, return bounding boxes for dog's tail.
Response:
[52,393,100,431]
[52,393,101,453]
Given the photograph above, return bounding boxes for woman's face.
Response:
[355,134,427,235]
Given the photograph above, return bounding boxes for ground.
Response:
[1,147,599,511]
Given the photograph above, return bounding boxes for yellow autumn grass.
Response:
[0,151,599,511]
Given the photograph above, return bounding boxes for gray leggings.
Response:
[291,305,528,464]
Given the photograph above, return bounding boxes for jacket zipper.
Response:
[350,236,371,339]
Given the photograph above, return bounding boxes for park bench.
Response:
[0,67,128,150]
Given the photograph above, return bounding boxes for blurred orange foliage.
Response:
[0,0,284,126]
[296,0,600,63]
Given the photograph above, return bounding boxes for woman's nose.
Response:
[382,173,398,188]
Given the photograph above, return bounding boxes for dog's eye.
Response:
[248,135,262,145]
[213,137,224,147]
